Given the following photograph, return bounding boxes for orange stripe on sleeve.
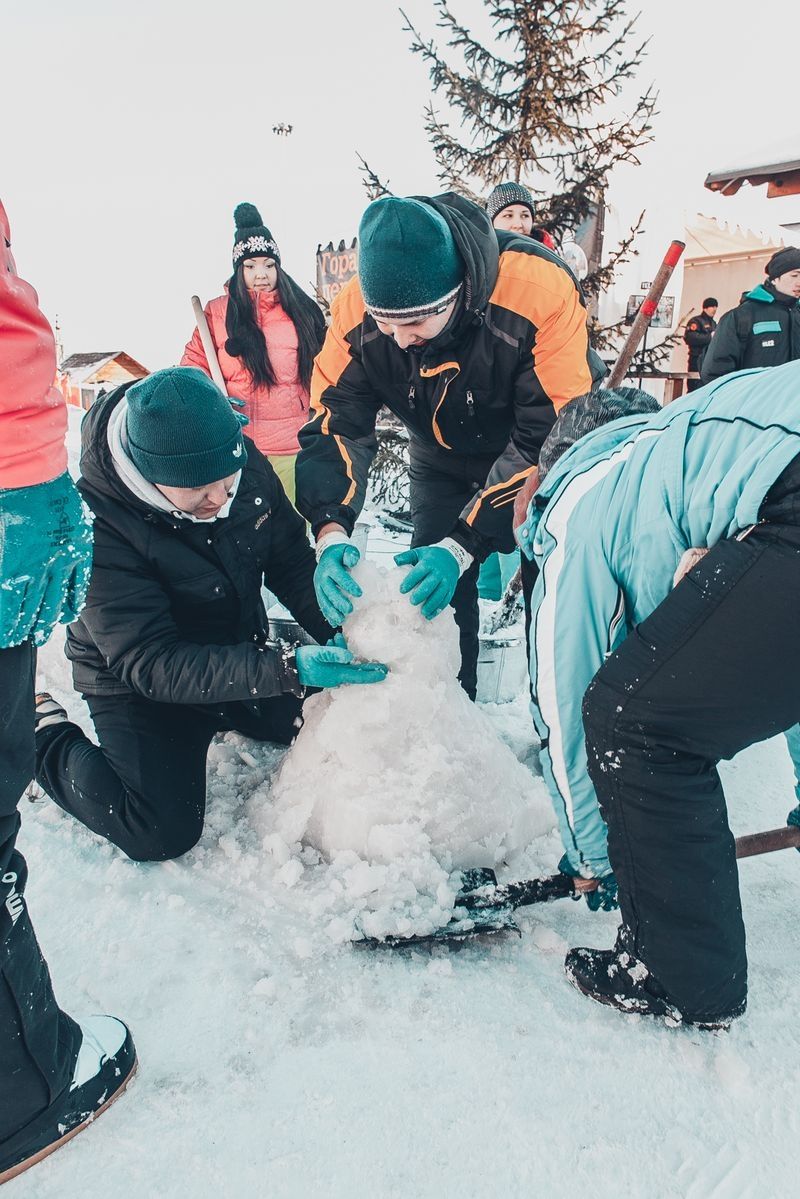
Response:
[309,278,367,432]
[465,464,536,526]
[491,251,593,410]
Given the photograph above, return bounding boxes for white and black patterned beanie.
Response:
[232,203,280,269]
[486,182,535,223]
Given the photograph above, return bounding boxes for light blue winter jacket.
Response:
[516,361,800,878]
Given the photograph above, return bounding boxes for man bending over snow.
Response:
[34,368,386,862]
[517,363,800,1029]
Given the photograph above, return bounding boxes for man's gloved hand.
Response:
[314,537,362,627]
[0,472,93,649]
[558,854,619,912]
[788,803,800,851]
[295,633,387,689]
[394,543,464,620]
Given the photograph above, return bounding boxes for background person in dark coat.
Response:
[683,297,717,391]
[701,248,800,383]
[34,368,386,863]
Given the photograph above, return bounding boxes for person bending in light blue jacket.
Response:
[516,361,800,1028]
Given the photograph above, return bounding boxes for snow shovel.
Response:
[367,824,800,949]
[190,296,229,395]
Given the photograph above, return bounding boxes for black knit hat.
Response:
[232,203,280,269]
[538,387,660,481]
[765,247,800,280]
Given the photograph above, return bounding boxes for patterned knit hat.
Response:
[357,197,463,321]
[538,387,660,481]
[765,247,800,280]
[232,203,280,269]
[486,182,535,223]
[126,368,246,487]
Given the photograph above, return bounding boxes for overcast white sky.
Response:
[4,0,799,368]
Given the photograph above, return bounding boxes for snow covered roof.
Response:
[59,352,119,383]
[705,138,800,198]
[684,214,784,262]
[59,351,149,383]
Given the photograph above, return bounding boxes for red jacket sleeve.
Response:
[0,200,68,488]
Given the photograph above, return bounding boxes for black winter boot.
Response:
[0,1015,137,1184]
[564,937,746,1031]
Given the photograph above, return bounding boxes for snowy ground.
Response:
[9,411,798,1197]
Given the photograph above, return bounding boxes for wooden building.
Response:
[57,351,149,410]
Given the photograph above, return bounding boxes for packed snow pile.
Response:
[257,562,553,942]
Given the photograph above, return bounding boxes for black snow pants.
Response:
[0,644,81,1148]
[409,439,537,700]
[35,690,304,862]
[582,456,800,1021]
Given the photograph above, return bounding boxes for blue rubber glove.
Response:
[314,540,362,627]
[295,633,387,688]
[788,804,800,851]
[558,855,619,912]
[394,545,461,620]
[0,472,93,649]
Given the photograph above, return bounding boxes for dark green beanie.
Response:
[357,197,463,320]
[125,368,246,487]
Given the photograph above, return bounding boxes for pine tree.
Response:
[401,0,657,307]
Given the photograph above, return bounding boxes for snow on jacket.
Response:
[701,283,800,383]
[296,192,606,559]
[66,384,332,702]
[0,199,68,489]
[517,361,800,879]
[181,289,311,456]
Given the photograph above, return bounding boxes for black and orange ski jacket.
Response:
[296,193,605,558]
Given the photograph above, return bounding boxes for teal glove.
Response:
[394,545,460,620]
[0,472,93,649]
[295,633,387,688]
[228,396,250,427]
[558,855,619,912]
[788,804,800,851]
[314,540,362,626]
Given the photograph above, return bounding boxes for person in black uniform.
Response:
[683,297,717,391]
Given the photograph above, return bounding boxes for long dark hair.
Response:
[224,263,326,390]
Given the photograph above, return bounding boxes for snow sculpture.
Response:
[260,562,553,940]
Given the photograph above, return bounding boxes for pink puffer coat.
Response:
[181,289,309,456]
[0,199,68,488]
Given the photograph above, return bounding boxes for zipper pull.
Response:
[408,385,416,410]
[466,390,475,416]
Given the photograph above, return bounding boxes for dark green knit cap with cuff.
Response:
[358,197,463,320]
[125,367,246,487]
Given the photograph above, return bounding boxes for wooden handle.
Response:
[607,240,686,389]
[735,825,800,859]
[190,295,228,396]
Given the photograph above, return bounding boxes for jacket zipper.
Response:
[466,390,475,418]
[408,386,416,410]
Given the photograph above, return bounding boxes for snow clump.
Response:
[257,561,553,943]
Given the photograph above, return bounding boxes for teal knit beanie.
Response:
[358,197,463,320]
[125,368,246,487]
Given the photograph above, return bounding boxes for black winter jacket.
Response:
[683,311,716,372]
[701,283,800,383]
[66,386,331,702]
[296,192,605,559]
